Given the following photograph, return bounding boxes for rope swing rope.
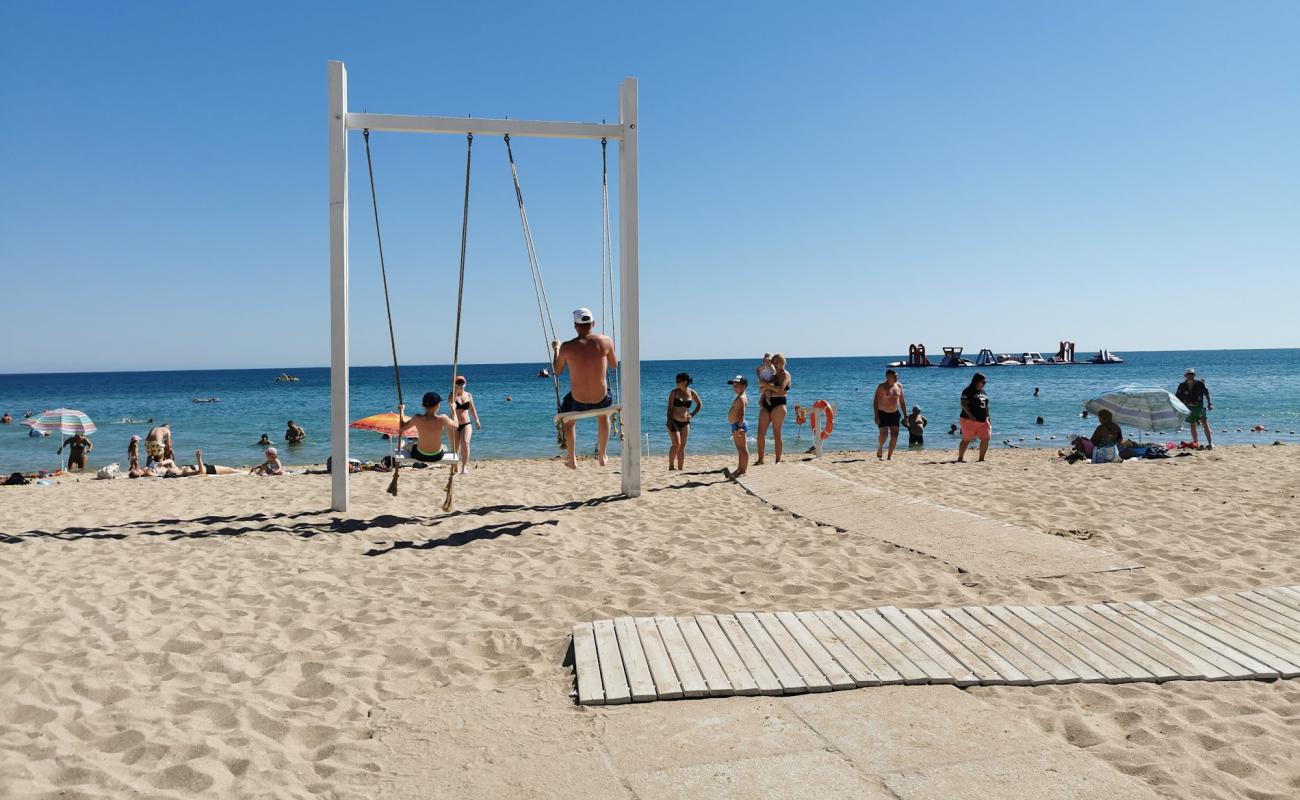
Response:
[600,138,624,441]
[442,132,473,513]
[362,128,405,496]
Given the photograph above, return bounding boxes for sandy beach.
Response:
[2,444,1298,798]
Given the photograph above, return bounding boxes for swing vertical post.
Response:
[328,61,350,512]
[618,77,640,498]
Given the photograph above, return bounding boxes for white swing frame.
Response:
[328,61,641,512]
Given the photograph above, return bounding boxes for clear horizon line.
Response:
[3,345,1298,377]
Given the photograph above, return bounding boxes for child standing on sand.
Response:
[724,375,749,480]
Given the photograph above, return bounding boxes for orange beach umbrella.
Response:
[349,412,412,438]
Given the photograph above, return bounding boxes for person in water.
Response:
[1176,368,1213,449]
[904,406,927,448]
[256,433,272,448]
[251,447,284,476]
[551,308,618,469]
[0,412,10,424]
[755,353,791,465]
[958,372,991,463]
[723,375,750,480]
[284,420,306,444]
[665,372,702,471]
[873,368,907,460]
[60,433,93,471]
[451,375,481,474]
[399,392,459,464]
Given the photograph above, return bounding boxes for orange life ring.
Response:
[810,399,834,440]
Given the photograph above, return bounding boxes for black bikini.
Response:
[667,391,693,432]
[763,374,789,411]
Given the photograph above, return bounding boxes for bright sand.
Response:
[2,445,1298,798]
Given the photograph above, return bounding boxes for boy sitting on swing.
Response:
[551,308,618,469]
[399,392,460,463]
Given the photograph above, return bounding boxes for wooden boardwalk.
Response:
[737,464,1138,578]
[571,587,1300,705]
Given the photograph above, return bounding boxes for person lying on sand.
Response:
[177,450,240,477]
[251,447,284,476]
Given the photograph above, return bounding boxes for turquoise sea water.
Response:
[2,349,1298,473]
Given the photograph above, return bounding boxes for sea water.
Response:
[2,349,1298,473]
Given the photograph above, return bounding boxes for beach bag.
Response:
[1092,444,1120,464]
[95,463,121,480]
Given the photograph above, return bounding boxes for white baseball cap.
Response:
[573,308,594,325]
[727,375,748,386]
[1185,368,1196,375]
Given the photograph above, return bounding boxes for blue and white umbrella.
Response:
[1084,386,1189,432]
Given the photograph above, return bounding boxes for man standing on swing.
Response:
[552,308,618,469]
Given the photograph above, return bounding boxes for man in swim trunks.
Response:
[0,412,11,424]
[551,308,618,469]
[904,406,927,448]
[145,424,172,465]
[873,369,907,460]
[398,392,459,464]
[284,420,306,444]
[60,433,93,471]
[1175,368,1213,449]
[723,375,749,480]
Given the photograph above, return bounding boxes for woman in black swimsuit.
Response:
[451,375,481,474]
[665,372,702,471]
[756,353,791,465]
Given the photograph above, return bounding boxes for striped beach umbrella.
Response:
[23,408,97,437]
[1084,386,1189,432]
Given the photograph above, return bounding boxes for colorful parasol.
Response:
[349,412,413,438]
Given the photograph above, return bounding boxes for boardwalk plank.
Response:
[573,622,605,705]
[835,610,928,683]
[958,606,1058,684]
[855,608,953,684]
[678,616,735,696]
[1030,606,1151,682]
[813,610,900,684]
[736,612,806,693]
[1100,603,1235,680]
[1197,595,1300,653]
[1178,599,1300,677]
[613,617,657,702]
[776,612,856,690]
[633,616,683,700]
[1155,601,1297,678]
[715,614,781,695]
[1234,592,1300,637]
[999,606,1107,683]
[593,619,632,704]
[1128,601,1274,678]
[695,615,760,696]
[655,616,709,698]
[880,606,979,686]
[1067,605,1190,680]
[921,607,1027,685]
[795,611,880,687]
[756,612,833,692]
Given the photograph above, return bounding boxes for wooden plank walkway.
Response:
[737,464,1138,578]
[571,587,1300,705]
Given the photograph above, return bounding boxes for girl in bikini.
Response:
[451,376,481,474]
[665,372,702,471]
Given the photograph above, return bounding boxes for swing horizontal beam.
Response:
[345,113,623,141]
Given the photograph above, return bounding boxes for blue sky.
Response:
[2,1,1297,373]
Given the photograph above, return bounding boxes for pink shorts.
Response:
[960,418,991,440]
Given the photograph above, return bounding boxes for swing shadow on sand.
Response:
[0,494,628,549]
